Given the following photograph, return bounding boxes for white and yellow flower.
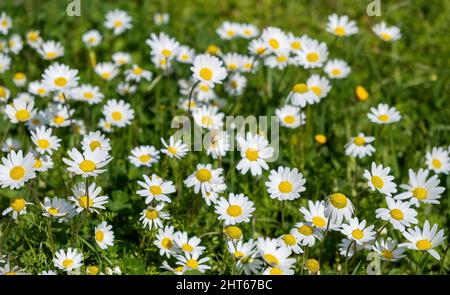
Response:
[324,59,351,79]
[215,193,255,225]
[293,222,322,247]
[192,105,224,129]
[31,126,61,155]
[373,22,401,42]
[191,54,227,87]
[326,14,358,37]
[399,221,445,260]
[82,30,102,47]
[2,197,32,220]
[104,9,132,35]
[42,63,79,91]
[425,147,449,174]
[5,98,36,123]
[69,182,109,214]
[176,252,210,273]
[216,21,240,40]
[95,62,119,81]
[363,162,397,196]
[81,131,111,153]
[375,197,418,232]
[125,64,152,82]
[161,136,188,159]
[154,225,176,258]
[71,84,104,104]
[53,248,83,272]
[265,166,306,201]
[41,197,75,223]
[261,27,289,54]
[102,99,134,127]
[95,221,115,249]
[0,150,36,189]
[0,12,12,35]
[236,132,274,176]
[345,133,376,158]
[174,231,206,255]
[325,193,354,226]
[367,103,401,124]
[341,217,376,245]
[129,145,159,167]
[372,238,405,262]
[184,163,226,195]
[63,147,112,178]
[136,174,175,204]
[275,105,305,128]
[38,40,64,60]
[296,39,328,69]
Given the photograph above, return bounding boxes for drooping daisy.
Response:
[364,162,397,196]
[38,40,64,60]
[4,98,36,123]
[367,103,401,124]
[94,221,114,250]
[112,52,132,66]
[129,146,159,167]
[95,62,119,81]
[399,221,445,260]
[425,147,450,174]
[261,27,289,53]
[42,63,79,92]
[288,82,319,108]
[204,129,230,160]
[71,84,104,104]
[191,54,227,87]
[0,150,36,189]
[275,105,305,128]
[63,148,112,178]
[174,231,206,255]
[372,238,405,262]
[341,217,376,245]
[140,204,170,230]
[293,222,322,247]
[372,22,401,42]
[225,73,247,96]
[69,182,109,214]
[326,14,358,37]
[325,193,354,226]
[81,131,111,153]
[215,193,255,225]
[192,105,224,129]
[176,252,210,273]
[300,200,338,231]
[257,237,295,273]
[296,39,328,69]
[136,174,175,204]
[236,132,274,176]
[216,21,240,40]
[324,59,351,79]
[161,136,188,159]
[13,72,27,87]
[277,231,303,254]
[2,197,32,220]
[104,9,132,35]
[395,169,445,208]
[30,126,61,155]
[82,30,102,48]
[41,197,75,223]
[375,197,418,232]
[125,64,152,82]
[102,99,134,127]
[154,225,177,258]
[345,133,376,158]
[53,248,83,272]
[265,166,306,201]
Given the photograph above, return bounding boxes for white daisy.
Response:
[257,237,295,272]
[94,221,115,249]
[372,22,401,42]
[225,73,247,96]
[345,133,376,158]
[372,238,405,262]
[176,252,210,273]
[325,193,354,226]
[275,105,305,128]
[2,197,32,220]
[399,221,445,260]
[95,62,119,81]
[363,162,397,196]
[277,231,303,254]
[161,136,188,159]
[375,197,418,232]
[82,30,102,47]
[53,248,83,272]
[192,105,224,129]
[324,59,351,79]
[146,32,180,61]
[204,129,230,159]
[42,63,79,92]
[236,132,274,176]
[102,99,134,127]
[31,126,61,155]
[174,231,206,255]
[69,182,109,214]
[425,147,450,174]
[216,21,240,40]
[265,166,306,201]
[129,146,159,167]
[41,197,75,223]
[191,54,227,87]
[261,27,289,53]
[81,131,111,153]
[296,39,328,69]
[300,200,338,231]
[125,64,152,82]
[293,222,322,247]
[0,12,12,35]
[38,40,64,60]
[326,14,358,37]
[367,103,401,124]
[0,150,36,189]
[71,84,104,104]
[136,174,175,204]
[112,51,131,66]
[63,148,112,178]
[154,225,176,258]
[215,193,255,225]
[341,217,376,245]
[4,97,36,123]
[104,9,132,35]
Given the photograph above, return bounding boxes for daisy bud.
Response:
[355,85,369,101]
[86,265,99,275]
[304,259,320,274]
[206,44,221,55]
[223,226,243,240]
[315,134,327,145]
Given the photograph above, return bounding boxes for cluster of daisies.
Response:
[0,8,448,276]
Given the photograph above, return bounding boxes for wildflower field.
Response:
[0,0,449,276]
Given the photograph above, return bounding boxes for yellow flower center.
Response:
[278,181,293,193]
[145,209,159,219]
[292,83,308,94]
[89,141,101,151]
[53,115,65,125]
[331,68,342,76]
[432,159,442,169]
[389,209,404,220]
[234,251,245,259]
[37,139,50,149]
[201,115,214,126]
[330,193,348,209]
[227,205,243,217]
[291,41,301,50]
[245,148,259,161]
[199,68,213,80]
[114,20,123,28]
[79,160,96,172]
[181,54,189,60]
[381,32,392,41]
[14,73,25,80]
[381,250,393,260]
[37,88,46,95]
[34,159,43,169]
[334,26,346,36]
[101,72,111,79]
[228,64,238,71]
[161,49,172,57]
[268,38,279,49]
[0,86,6,97]
[413,187,428,200]
[186,259,198,269]
[15,109,30,121]
[199,84,209,92]
[269,267,283,275]
[47,207,59,215]
[224,226,242,240]
[95,230,104,242]
[206,45,220,55]
[305,259,320,273]
[10,166,25,180]
[133,67,143,75]
[282,234,297,246]
[353,136,366,146]
[196,168,212,182]
[54,77,68,87]
[5,272,17,275]
[111,111,122,121]
[46,52,57,59]
[311,86,322,96]
[352,229,364,240]
[283,115,295,124]
[312,216,326,228]
[226,30,236,37]
[84,92,94,99]
[306,52,319,62]
[371,176,384,189]
[181,243,193,252]
[138,154,151,163]
[28,32,39,41]
[168,146,177,155]
[264,253,279,266]
[62,259,74,269]
[78,196,93,208]
[87,266,99,275]
[149,185,162,195]
[416,239,432,251]
[161,237,173,249]
[378,114,389,122]
[276,55,287,63]
[298,225,314,236]
[10,198,26,212]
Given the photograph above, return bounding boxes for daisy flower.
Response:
[293,222,322,247]
[372,238,405,262]
[375,197,418,232]
[154,225,177,258]
[129,146,159,167]
[117,82,137,95]
[112,52,131,66]
[69,182,109,214]
[42,63,79,92]
[0,85,10,101]
[216,21,240,40]
[28,80,49,97]
[71,84,104,104]
[204,129,230,159]
[300,200,338,231]
[395,169,445,207]
[33,154,53,172]
[161,261,184,275]
[264,51,290,69]
[275,105,305,128]
[102,99,134,127]
[82,30,102,47]
[372,22,401,42]
[296,39,328,69]
[184,163,226,195]
[277,231,303,254]
[261,27,289,53]
[176,252,210,273]
[63,148,112,178]
[104,9,132,35]
[146,32,180,61]
[176,45,195,64]
[341,217,376,245]
[248,38,268,56]
[222,52,243,72]
[161,136,188,159]
[215,193,255,225]
[174,231,206,255]
[140,204,170,230]
[257,237,295,272]
[191,54,227,87]
[2,197,32,220]
[38,40,64,60]
[4,98,36,123]
[338,238,369,258]
[53,248,83,272]
[0,150,36,189]
[288,82,319,108]
[306,74,332,101]
[136,174,175,204]
[238,23,259,39]
[1,137,20,152]
[94,221,115,249]
[345,133,376,158]
[125,64,152,82]
[0,53,11,73]
[265,166,306,201]
[227,239,257,261]
[367,103,401,124]
[0,12,12,35]
[324,59,351,79]
[399,221,445,260]
[0,263,27,275]
[236,132,274,176]
[98,118,113,133]
[425,147,450,174]
[95,62,119,81]
[26,30,42,48]
[225,73,247,96]
[41,197,75,223]
[81,131,111,153]
[153,12,169,26]
[13,72,27,87]
[363,162,397,196]
[45,103,74,128]
[326,14,358,37]
[192,105,224,129]
[30,126,61,155]
[325,193,354,226]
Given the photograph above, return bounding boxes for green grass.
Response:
[0,0,449,275]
